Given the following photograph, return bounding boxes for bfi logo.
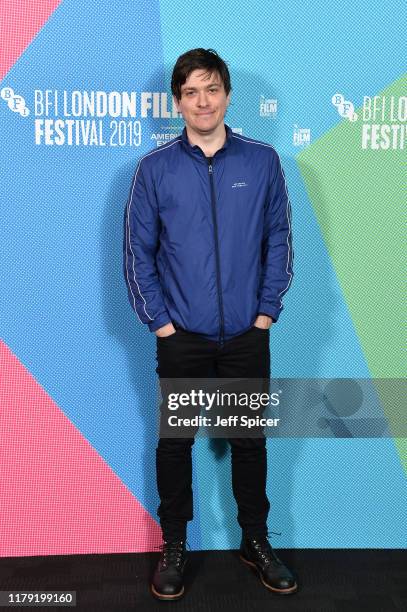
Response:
[332,93,358,121]
[1,87,30,116]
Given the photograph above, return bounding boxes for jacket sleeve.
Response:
[123,160,172,332]
[258,150,294,322]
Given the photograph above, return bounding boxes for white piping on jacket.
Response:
[232,134,293,311]
[125,138,181,322]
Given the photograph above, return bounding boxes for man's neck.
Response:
[185,123,227,157]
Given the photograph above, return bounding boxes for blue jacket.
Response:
[124,123,293,344]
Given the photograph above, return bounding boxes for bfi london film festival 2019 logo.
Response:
[0,86,183,147]
[332,92,407,150]
[259,95,277,118]
[259,93,311,148]
[293,125,311,147]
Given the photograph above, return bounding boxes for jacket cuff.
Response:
[258,302,281,323]
[147,311,172,332]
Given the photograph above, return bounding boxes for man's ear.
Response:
[173,96,181,113]
[226,92,231,107]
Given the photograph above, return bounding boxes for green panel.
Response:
[297,75,407,469]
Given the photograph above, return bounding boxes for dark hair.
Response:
[171,48,232,102]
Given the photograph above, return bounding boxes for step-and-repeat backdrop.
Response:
[1,0,405,555]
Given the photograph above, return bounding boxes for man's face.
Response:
[174,69,231,135]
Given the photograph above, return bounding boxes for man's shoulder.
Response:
[231,131,280,161]
[136,136,183,172]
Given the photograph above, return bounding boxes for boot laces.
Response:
[154,540,188,569]
[250,531,282,566]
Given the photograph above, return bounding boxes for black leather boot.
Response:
[151,540,187,600]
[240,535,298,595]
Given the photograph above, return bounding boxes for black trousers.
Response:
[155,324,271,542]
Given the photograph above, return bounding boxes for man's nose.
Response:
[197,91,209,106]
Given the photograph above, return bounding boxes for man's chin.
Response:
[193,120,222,133]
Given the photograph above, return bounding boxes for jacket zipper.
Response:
[207,157,225,347]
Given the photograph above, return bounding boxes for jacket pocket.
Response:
[159,254,171,301]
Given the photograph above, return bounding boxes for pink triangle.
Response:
[0,340,162,557]
[0,0,63,81]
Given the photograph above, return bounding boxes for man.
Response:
[124,48,297,600]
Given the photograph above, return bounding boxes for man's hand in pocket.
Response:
[155,323,176,338]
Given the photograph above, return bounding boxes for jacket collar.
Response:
[180,123,233,161]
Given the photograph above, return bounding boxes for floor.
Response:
[0,549,405,611]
